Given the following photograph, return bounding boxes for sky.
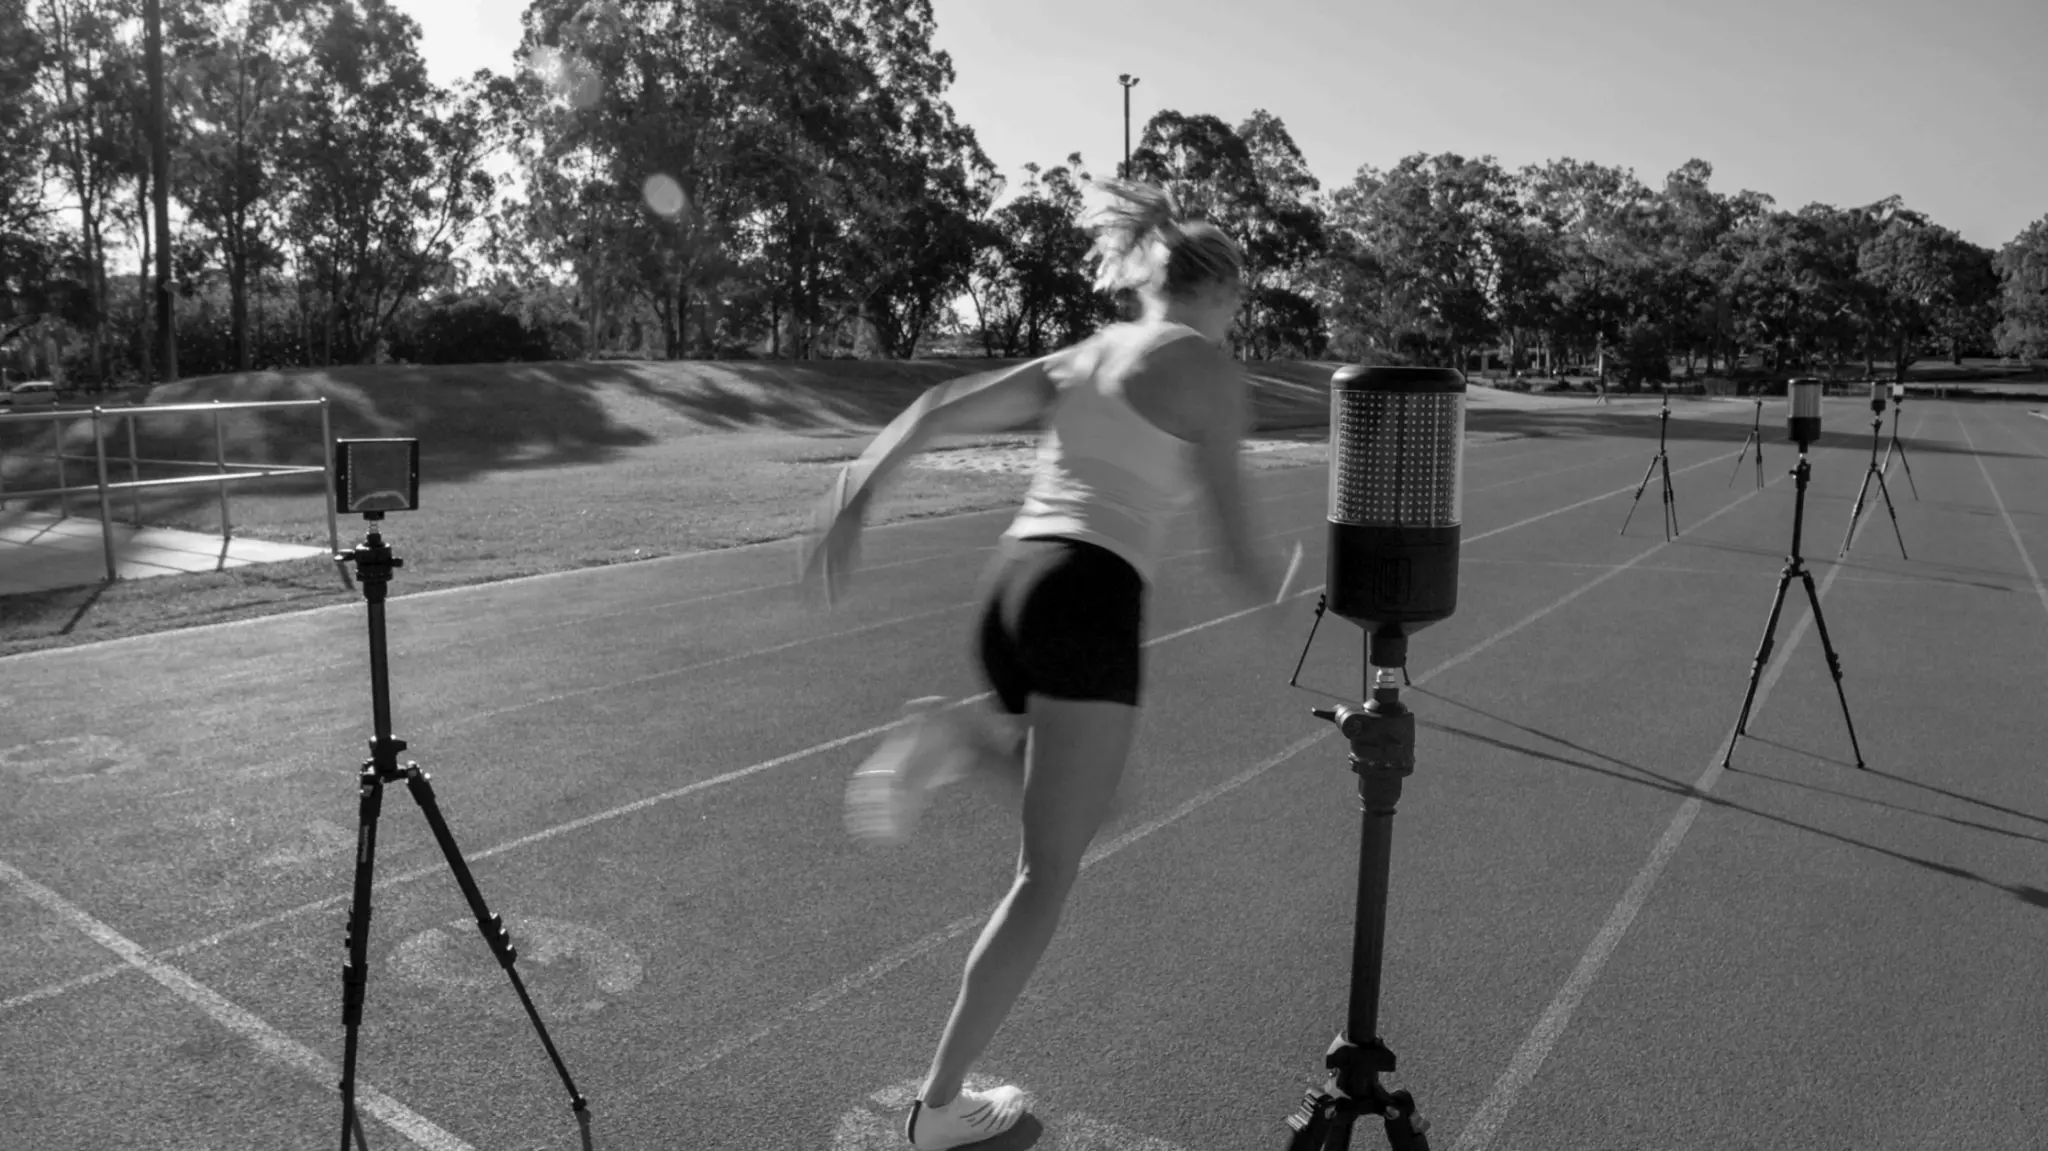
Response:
[394,0,2047,250]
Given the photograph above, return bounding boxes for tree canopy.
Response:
[0,0,2039,384]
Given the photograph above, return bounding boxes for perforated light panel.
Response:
[1328,390,1465,527]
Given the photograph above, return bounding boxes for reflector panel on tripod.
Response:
[1328,390,1465,528]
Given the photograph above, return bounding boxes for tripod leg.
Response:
[1798,569,1866,769]
[338,766,384,1151]
[1895,441,1918,499]
[1729,433,1752,487]
[1661,453,1679,540]
[1838,469,1878,558]
[1620,454,1659,535]
[1724,564,1798,768]
[1290,595,1329,689]
[404,766,592,1118]
[1873,471,1907,560]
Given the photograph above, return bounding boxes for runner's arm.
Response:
[1182,346,1289,609]
[837,353,1066,501]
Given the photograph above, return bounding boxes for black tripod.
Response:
[1729,397,1765,490]
[334,519,590,1150]
[1620,390,1679,540]
[1281,628,1431,1150]
[1722,450,1865,770]
[1838,413,1908,560]
[1880,397,1919,500]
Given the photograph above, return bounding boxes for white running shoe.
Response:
[905,1084,1027,1149]
[845,697,977,843]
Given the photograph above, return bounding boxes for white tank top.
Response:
[1003,323,1205,583]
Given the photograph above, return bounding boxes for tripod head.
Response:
[336,520,403,604]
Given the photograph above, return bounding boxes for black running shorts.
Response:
[975,536,1145,714]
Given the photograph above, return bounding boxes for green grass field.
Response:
[0,357,1343,656]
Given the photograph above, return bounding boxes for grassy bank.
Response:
[0,357,1341,656]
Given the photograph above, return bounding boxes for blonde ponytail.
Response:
[1083,178,1181,293]
[1081,177,1245,300]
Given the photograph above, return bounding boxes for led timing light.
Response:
[1325,366,1466,645]
[1787,378,1823,447]
[1870,381,1888,415]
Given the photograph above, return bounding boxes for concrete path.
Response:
[0,509,331,596]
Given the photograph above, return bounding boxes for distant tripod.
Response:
[1620,388,1679,540]
[1880,394,1919,500]
[1723,448,1865,770]
[1838,411,1908,560]
[1729,396,1764,490]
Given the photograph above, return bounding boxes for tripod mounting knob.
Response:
[1313,703,1417,777]
[1311,704,1374,741]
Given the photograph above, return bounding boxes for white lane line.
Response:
[637,472,1782,1091]
[0,582,1336,1017]
[0,442,1752,1017]
[1466,444,1650,495]
[0,463,1322,664]
[1447,412,1907,1151]
[1,416,1705,665]
[1959,411,2048,624]
[1464,446,1745,547]
[655,729,1335,1086]
[0,858,475,1151]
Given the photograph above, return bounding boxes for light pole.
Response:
[1118,73,1139,178]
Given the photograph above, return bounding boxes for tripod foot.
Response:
[1284,1088,1430,1151]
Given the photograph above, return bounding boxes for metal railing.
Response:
[0,398,339,584]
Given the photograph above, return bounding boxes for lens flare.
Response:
[643,173,686,219]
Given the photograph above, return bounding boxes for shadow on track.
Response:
[1409,688,2048,914]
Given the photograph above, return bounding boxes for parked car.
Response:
[2,380,58,406]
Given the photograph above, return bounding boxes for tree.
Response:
[832,0,997,358]
[0,0,54,355]
[1518,158,1653,374]
[33,0,139,382]
[178,0,305,371]
[1858,217,1988,380]
[285,0,495,363]
[1232,110,1326,358]
[1993,216,2048,359]
[1330,153,1515,366]
[1129,110,1260,228]
[986,159,1098,355]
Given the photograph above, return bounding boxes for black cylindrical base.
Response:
[1787,417,1820,446]
[1327,523,1459,630]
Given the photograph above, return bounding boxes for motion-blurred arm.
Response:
[840,353,1066,498]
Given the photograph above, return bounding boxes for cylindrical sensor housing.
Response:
[1869,381,1887,414]
[1890,383,1905,402]
[1787,378,1822,446]
[1326,366,1465,632]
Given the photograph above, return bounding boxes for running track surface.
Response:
[2,397,2044,1151]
